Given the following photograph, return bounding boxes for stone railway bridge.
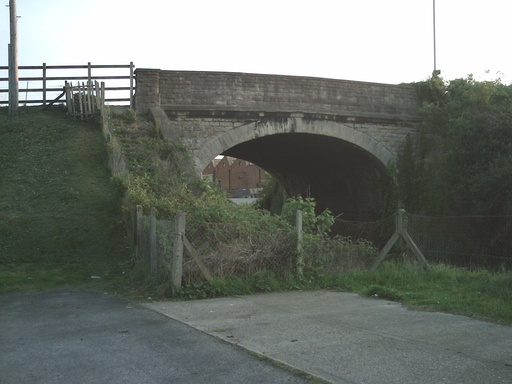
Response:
[134,69,421,220]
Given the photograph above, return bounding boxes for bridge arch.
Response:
[193,118,395,220]
[135,69,420,220]
[193,117,393,173]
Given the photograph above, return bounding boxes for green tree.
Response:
[396,134,418,211]
[409,75,512,215]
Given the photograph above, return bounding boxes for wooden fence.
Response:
[0,62,134,108]
[65,80,106,119]
[132,206,305,288]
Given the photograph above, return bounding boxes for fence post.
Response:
[86,80,93,115]
[371,211,401,271]
[296,210,304,277]
[78,83,84,119]
[150,207,158,275]
[94,81,100,110]
[87,62,92,83]
[42,63,47,107]
[65,81,73,115]
[129,61,134,109]
[133,205,143,259]
[400,210,431,269]
[100,81,105,110]
[371,209,430,271]
[172,211,186,288]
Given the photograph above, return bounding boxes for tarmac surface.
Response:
[2,289,512,384]
[0,289,309,384]
[148,290,512,384]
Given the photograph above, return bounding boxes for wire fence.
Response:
[132,207,512,287]
[407,214,512,271]
[332,214,396,251]
[183,216,296,285]
[135,214,175,267]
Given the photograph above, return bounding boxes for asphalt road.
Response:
[0,289,310,384]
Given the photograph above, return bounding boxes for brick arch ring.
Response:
[192,117,394,175]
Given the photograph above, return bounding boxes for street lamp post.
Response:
[432,0,440,77]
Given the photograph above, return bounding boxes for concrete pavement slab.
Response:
[148,290,512,384]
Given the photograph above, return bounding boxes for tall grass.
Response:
[322,262,512,323]
[167,262,512,325]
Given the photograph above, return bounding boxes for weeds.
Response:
[157,262,512,324]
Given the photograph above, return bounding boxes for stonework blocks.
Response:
[137,70,421,175]
[135,69,420,122]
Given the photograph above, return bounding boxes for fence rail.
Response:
[0,62,134,107]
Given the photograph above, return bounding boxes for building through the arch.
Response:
[202,156,267,199]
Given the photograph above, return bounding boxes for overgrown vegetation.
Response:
[105,105,512,324]
[0,107,130,295]
[397,75,512,215]
[2,79,511,325]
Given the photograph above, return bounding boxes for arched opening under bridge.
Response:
[193,117,396,221]
[221,132,393,220]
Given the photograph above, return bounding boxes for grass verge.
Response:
[326,262,512,324]
[158,262,512,325]
[0,107,131,295]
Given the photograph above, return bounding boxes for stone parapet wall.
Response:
[134,69,161,114]
[135,69,420,122]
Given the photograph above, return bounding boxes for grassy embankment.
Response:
[0,107,130,295]
[1,107,511,326]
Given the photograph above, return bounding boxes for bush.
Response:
[399,76,512,215]
[281,196,334,236]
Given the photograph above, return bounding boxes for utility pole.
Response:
[8,0,19,116]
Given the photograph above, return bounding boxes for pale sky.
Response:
[1,0,511,91]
